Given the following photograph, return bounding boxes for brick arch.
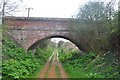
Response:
[27,35,86,51]
[4,17,90,52]
[3,31,24,48]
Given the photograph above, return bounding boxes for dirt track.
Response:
[37,49,68,79]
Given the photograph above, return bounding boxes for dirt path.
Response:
[37,60,50,78]
[38,49,68,79]
[57,61,68,78]
[47,62,57,78]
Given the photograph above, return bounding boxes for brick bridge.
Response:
[4,17,89,51]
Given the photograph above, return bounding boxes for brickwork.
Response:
[4,17,86,51]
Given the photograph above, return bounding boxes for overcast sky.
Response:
[0,0,117,18]
[17,0,89,18]
[12,0,113,18]
[0,0,118,42]
[20,0,89,42]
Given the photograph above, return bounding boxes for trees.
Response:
[77,2,108,21]
[0,0,23,24]
[75,2,108,52]
[70,1,118,52]
[1,0,23,16]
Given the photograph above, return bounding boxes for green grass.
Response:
[2,28,119,79]
[59,50,119,78]
[65,68,88,78]
[2,34,53,79]
[29,65,44,78]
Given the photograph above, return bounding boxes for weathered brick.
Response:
[4,17,87,51]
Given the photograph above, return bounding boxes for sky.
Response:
[0,0,118,18]
[0,0,118,42]
[19,0,89,42]
[20,0,89,42]
[15,0,118,18]
[0,0,90,41]
[16,0,89,18]
[16,0,116,42]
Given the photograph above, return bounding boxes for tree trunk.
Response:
[2,1,5,25]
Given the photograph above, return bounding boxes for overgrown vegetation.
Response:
[69,1,119,52]
[61,1,119,78]
[0,26,2,79]
[1,0,119,79]
[59,50,119,78]
[2,34,52,79]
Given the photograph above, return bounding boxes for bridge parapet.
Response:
[4,17,88,51]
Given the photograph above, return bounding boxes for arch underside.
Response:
[5,17,88,51]
[27,34,87,51]
[6,30,87,51]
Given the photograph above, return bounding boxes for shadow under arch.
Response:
[28,35,86,51]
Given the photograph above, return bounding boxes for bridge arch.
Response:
[4,17,89,52]
[27,35,86,51]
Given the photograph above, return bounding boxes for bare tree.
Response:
[0,0,23,24]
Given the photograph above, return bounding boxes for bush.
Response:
[2,35,51,79]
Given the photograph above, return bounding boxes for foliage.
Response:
[1,1,119,79]
[37,40,51,49]
[77,2,108,21]
[58,41,64,48]
[65,1,119,78]
[0,25,2,80]
[58,48,80,62]
[34,46,53,63]
[60,51,119,78]
[2,34,51,79]
[69,1,119,52]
